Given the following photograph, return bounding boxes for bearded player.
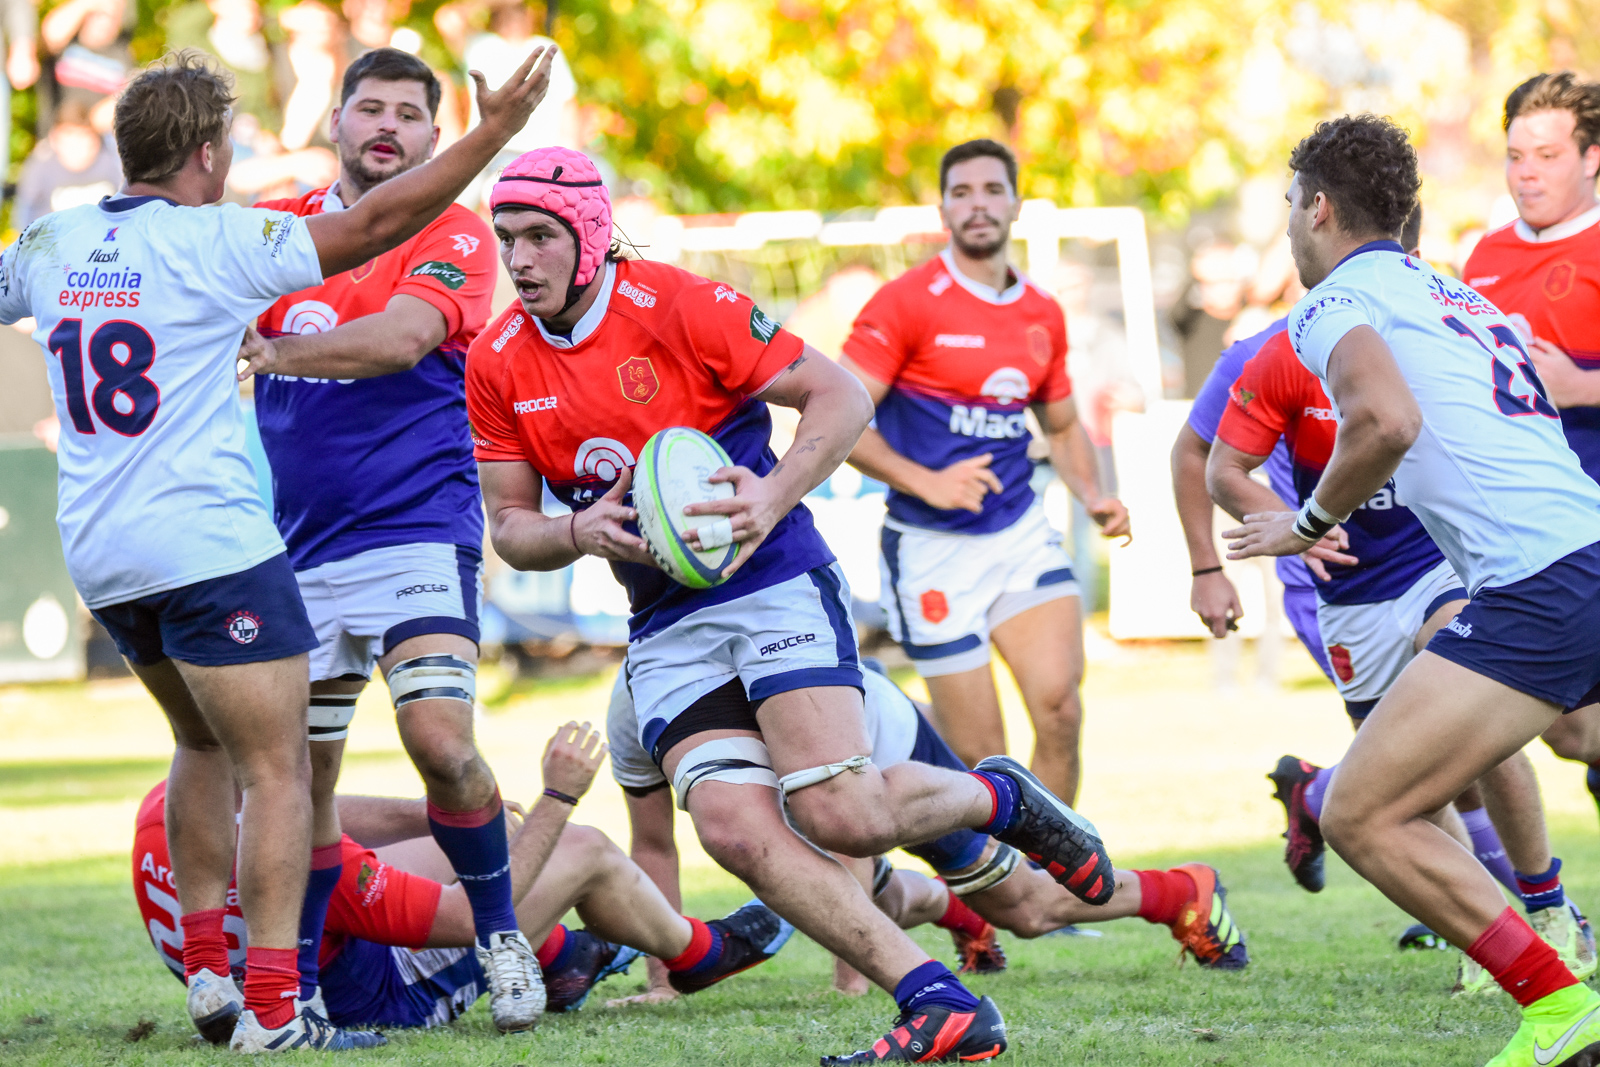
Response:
[469,145,1118,1064]
[0,49,553,1051]
[839,139,1129,805]
[1225,114,1600,1066]
[234,48,537,1033]
[1463,72,1600,820]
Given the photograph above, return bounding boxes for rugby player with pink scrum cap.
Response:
[469,145,1119,1065]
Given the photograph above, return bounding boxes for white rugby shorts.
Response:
[624,563,863,762]
[1317,558,1468,707]
[295,542,483,682]
[879,501,1078,677]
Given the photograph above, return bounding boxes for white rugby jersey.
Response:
[0,195,323,607]
[1290,242,1600,595]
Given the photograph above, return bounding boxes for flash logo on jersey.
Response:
[450,233,480,256]
[225,610,262,644]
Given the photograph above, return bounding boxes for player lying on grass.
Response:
[0,46,554,1053]
[132,722,792,1031]
[605,662,1247,1005]
[1203,244,1595,995]
[1225,114,1600,1067]
[470,145,1118,1064]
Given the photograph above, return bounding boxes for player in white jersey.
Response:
[0,49,554,1052]
[1224,115,1600,1066]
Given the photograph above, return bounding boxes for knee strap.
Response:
[871,855,894,898]
[944,842,1021,897]
[307,693,358,742]
[779,755,872,796]
[671,737,779,811]
[386,654,475,710]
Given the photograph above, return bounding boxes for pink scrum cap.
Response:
[489,147,613,291]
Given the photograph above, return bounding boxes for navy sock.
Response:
[428,795,518,947]
[544,930,579,973]
[1516,858,1566,914]
[681,924,725,976]
[894,960,980,1015]
[970,772,1020,835]
[297,845,343,1001]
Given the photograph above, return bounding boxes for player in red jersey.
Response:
[840,139,1129,805]
[470,145,1117,1064]
[234,49,537,1033]
[132,722,791,1029]
[1463,72,1600,821]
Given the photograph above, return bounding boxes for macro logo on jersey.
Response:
[408,261,467,290]
[1545,262,1577,301]
[617,356,660,404]
[283,299,338,335]
[950,368,1031,440]
[225,610,262,645]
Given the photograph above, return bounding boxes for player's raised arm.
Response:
[305,46,554,276]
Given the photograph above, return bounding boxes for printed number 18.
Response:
[1441,315,1558,419]
[48,317,161,436]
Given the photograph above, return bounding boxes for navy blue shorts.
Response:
[1426,541,1600,710]
[91,553,318,668]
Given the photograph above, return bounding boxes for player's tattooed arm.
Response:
[479,460,655,571]
[1034,397,1131,542]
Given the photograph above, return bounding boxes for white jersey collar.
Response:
[318,182,347,213]
[939,248,1026,306]
[534,260,617,349]
[1513,203,1600,243]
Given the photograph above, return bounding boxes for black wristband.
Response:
[1292,503,1337,544]
[542,788,579,806]
[1191,565,1224,577]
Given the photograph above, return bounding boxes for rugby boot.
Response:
[228,1006,386,1052]
[820,996,1007,1064]
[668,900,795,994]
[1485,983,1600,1066]
[974,755,1114,905]
[951,921,1007,975]
[476,929,546,1033]
[1167,864,1248,970]
[1531,903,1600,982]
[186,967,243,1044]
[1399,923,1450,951]
[545,931,641,1012]
[1267,755,1326,893]
[1453,953,1497,996]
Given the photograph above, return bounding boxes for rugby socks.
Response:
[1458,806,1520,897]
[1467,906,1578,1006]
[427,792,519,947]
[1302,764,1332,822]
[1134,868,1198,927]
[535,925,573,972]
[180,907,232,980]
[934,892,990,941]
[894,959,981,1015]
[1516,858,1567,913]
[971,772,1020,835]
[296,843,344,1001]
[662,917,722,975]
[243,946,300,1030]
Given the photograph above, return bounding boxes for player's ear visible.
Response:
[1584,142,1600,181]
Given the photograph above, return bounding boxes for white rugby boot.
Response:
[475,930,546,1033]
[228,1006,386,1052]
[185,967,243,1044]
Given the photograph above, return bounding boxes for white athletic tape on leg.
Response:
[307,694,358,742]
[386,654,476,710]
[671,737,779,811]
[697,518,734,551]
[944,843,1021,897]
[779,755,873,796]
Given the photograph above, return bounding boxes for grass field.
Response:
[3,634,1599,1065]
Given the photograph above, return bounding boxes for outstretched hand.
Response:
[1223,511,1359,568]
[541,720,608,801]
[469,45,556,141]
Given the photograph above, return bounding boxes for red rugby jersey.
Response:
[1464,211,1600,482]
[842,251,1072,534]
[466,259,834,638]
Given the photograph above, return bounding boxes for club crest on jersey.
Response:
[349,259,376,283]
[1027,324,1051,366]
[225,611,261,645]
[617,356,660,404]
[451,233,480,256]
[1545,261,1577,301]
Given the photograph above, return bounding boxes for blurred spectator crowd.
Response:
[2,0,579,228]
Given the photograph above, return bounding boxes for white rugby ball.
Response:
[633,427,739,588]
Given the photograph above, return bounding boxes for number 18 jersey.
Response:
[1289,242,1600,595]
[0,196,324,608]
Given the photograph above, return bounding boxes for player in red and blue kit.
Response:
[841,139,1129,807]
[470,145,1118,1065]
[236,50,537,1033]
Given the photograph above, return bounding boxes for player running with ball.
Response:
[1226,114,1600,1066]
[468,145,1116,1064]
[0,48,555,1052]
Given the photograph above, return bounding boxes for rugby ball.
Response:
[633,427,739,588]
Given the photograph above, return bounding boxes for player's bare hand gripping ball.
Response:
[541,720,608,801]
[681,464,787,578]
[572,467,657,568]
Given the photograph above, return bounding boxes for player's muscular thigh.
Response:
[757,686,895,853]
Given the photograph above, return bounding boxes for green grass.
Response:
[0,752,408,808]
[9,830,1598,1065]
